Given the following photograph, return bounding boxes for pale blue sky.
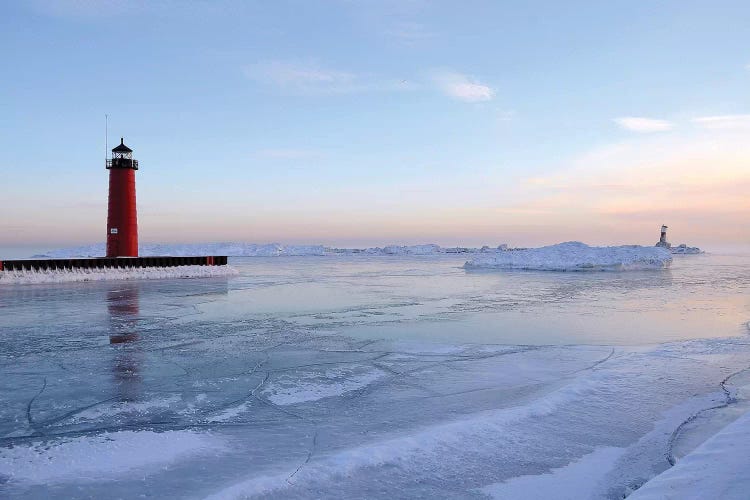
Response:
[1,1,749,250]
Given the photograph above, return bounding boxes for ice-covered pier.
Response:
[0,256,228,272]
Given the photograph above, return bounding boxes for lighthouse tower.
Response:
[106,138,139,257]
[655,224,671,249]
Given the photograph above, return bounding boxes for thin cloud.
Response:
[691,114,750,130]
[522,177,553,187]
[518,133,750,231]
[28,0,147,18]
[433,71,494,102]
[244,61,414,95]
[384,22,435,44]
[613,117,673,133]
[244,61,356,92]
[256,149,322,160]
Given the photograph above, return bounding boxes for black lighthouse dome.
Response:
[112,138,132,154]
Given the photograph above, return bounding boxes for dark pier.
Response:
[0,256,228,272]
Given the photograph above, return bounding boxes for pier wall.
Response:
[0,256,228,272]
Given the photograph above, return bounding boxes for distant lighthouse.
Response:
[106,138,139,257]
[655,224,671,249]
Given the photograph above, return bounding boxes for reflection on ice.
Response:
[108,284,142,402]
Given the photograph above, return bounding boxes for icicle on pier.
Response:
[0,256,228,272]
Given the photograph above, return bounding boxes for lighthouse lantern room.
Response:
[106,138,139,257]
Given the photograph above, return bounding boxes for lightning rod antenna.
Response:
[105,114,109,161]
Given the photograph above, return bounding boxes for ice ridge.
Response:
[464,241,672,272]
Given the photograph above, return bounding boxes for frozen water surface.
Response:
[1,253,750,498]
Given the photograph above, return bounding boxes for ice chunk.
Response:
[670,244,703,255]
[464,242,672,271]
[380,244,442,255]
[261,366,386,405]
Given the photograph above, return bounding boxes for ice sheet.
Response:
[0,253,748,499]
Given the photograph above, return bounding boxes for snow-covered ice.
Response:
[261,365,386,405]
[4,240,682,286]
[465,241,672,271]
[670,243,703,255]
[0,430,226,484]
[30,241,512,258]
[478,447,625,499]
[32,242,328,258]
[629,410,750,500]
[0,252,748,498]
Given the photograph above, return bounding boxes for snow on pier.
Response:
[0,265,238,285]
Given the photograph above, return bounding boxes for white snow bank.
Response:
[0,430,225,484]
[465,242,672,272]
[629,409,750,500]
[0,265,238,285]
[35,242,327,258]
[670,244,703,255]
[380,244,442,255]
[31,241,695,262]
[34,242,513,258]
[478,446,625,499]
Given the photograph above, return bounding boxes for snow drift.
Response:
[629,409,750,499]
[0,265,238,285]
[670,244,703,255]
[33,242,503,258]
[34,242,327,259]
[464,242,672,272]
[31,241,692,265]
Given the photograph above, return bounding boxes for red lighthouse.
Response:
[106,138,139,257]
[1,136,228,274]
